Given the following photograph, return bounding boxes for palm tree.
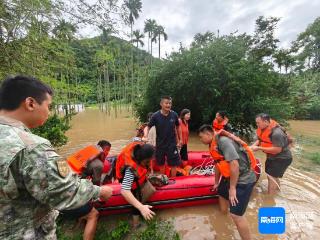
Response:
[52,20,77,41]
[144,19,157,55]
[274,49,285,73]
[132,29,144,48]
[123,0,142,40]
[192,31,214,47]
[123,0,142,107]
[152,24,168,58]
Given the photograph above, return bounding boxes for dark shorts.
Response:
[265,158,292,178]
[156,145,181,167]
[217,178,255,216]
[60,202,93,219]
[180,144,188,161]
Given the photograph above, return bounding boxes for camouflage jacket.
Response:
[0,116,101,239]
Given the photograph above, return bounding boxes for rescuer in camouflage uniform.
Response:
[0,75,112,240]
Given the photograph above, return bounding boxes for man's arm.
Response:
[212,166,221,191]
[250,140,260,147]
[175,125,182,146]
[175,114,182,146]
[228,160,240,207]
[252,146,282,155]
[120,168,155,220]
[22,143,107,210]
[251,130,284,155]
[142,126,150,142]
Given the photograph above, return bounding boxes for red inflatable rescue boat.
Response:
[94,151,261,215]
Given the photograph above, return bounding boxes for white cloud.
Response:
[81,0,320,58]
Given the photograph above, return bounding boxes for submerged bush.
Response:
[32,114,70,147]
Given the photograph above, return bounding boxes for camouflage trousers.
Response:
[8,210,60,240]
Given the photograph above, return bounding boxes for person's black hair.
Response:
[256,113,271,122]
[180,108,191,119]
[198,124,214,134]
[147,112,153,121]
[160,96,172,101]
[133,144,155,164]
[97,140,111,148]
[0,75,53,110]
[217,110,227,119]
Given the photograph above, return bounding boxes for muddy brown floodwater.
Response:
[58,108,320,240]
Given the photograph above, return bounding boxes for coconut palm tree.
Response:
[132,29,144,48]
[192,31,214,47]
[52,20,77,41]
[144,19,157,55]
[152,24,168,58]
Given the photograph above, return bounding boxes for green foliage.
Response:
[293,17,320,71]
[288,72,320,119]
[57,218,179,240]
[32,114,70,147]
[132,219,180,240]
[96,221,130,240]
[135,34,291,134]
[306,152,320,165]
[251,16,280,63]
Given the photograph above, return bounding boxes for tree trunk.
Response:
[158,34,161,58]
[147,34,150,53]
[131,23,134,111]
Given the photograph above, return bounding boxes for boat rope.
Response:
[190,160,216,176]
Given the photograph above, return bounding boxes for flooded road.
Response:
[59,108,320,240]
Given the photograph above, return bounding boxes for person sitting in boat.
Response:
[116,142,156,228]
[80,140,112,185]
[198,125,257,240]
[212,110,233,133]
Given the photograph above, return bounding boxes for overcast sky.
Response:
[83,0,320,58]
[134,0,320,58]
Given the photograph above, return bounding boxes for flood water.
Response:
[58,108,320,240]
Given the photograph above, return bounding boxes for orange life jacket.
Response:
[212,118,229,131]
[115,142,147,190]
[256,119,292,151]
[209,132,257,178]
[67,145,102,174]
[179,118,189,144]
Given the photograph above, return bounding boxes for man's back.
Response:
[217,136,256,184]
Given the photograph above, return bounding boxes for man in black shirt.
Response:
[143,96,182,176]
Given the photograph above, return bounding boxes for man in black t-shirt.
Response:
[143,96,182,177]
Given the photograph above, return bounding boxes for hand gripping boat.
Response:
[94,151,261,215]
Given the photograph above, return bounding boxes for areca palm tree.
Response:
[132,29,144,48]
[123,0,142,40]
[144,19,157,55]
[123,0,142,107]
[152,24,168,58]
